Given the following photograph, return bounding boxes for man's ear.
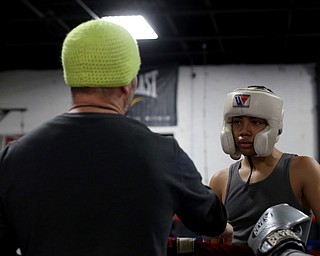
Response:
[120,85,130,94]
[120,77,138,94]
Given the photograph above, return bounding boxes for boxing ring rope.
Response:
[167,237,320,256]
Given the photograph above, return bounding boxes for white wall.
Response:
[0,70,70,134]
[0,64,317,185]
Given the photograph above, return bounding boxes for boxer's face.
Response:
[232,115,267,155]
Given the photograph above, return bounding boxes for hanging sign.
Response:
[127,65,178,126]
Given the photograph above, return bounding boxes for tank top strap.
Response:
[273,153,297,179]
[224,160,241,204]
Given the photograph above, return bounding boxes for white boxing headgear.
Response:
[220,85,284,160]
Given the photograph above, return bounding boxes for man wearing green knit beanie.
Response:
[0,19,227,256]
[62,19,141,114]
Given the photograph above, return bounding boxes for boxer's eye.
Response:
[251,118,267,126]
[231,118,241,125]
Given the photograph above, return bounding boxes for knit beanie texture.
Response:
[61,19,141,87]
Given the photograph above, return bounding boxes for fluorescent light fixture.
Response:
[102,15,158,40]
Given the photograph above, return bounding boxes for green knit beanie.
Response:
[61,19,141,87]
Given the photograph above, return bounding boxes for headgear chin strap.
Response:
[220,86,284,160]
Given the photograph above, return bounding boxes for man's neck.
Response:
[69,104,121,114]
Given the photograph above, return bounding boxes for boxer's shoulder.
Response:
[291,155,320,172]
[209,168,229,201]
[290,155,320,184]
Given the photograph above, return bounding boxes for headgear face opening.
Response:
[220,85,284,160]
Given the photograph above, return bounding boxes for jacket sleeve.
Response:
[0,206,19,256]
[173,141,227,237]
[0,147,19,256]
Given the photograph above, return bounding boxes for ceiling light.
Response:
[102,15,158,40]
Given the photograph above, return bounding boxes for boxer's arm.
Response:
[205,169,233,244]
[208,168,229,203]
[294,156,320,224]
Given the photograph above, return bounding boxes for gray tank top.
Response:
[224,153,311,245]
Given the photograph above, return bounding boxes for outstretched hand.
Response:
[220,223,234,245]
[203,223,234,245]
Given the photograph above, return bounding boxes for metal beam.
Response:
[0,108,27,122]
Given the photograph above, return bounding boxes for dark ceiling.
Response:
[3,0,320,71]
